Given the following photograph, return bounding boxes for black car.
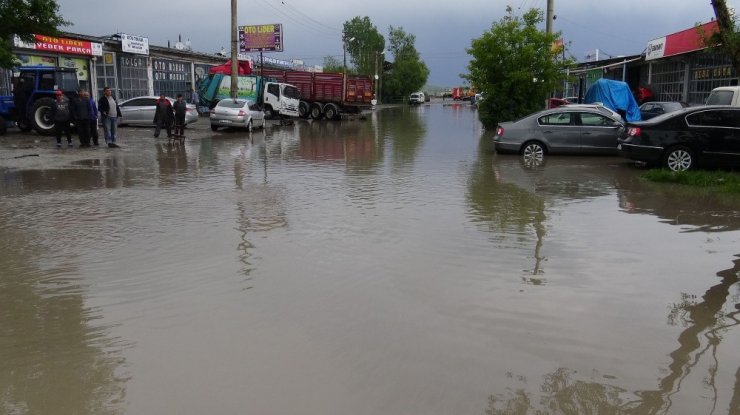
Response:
[618,106,740,171]
[639,101,688,120]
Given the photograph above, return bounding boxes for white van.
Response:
[706,86,740,106]
[409,92,425,105]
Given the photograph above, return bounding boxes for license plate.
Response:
[219,119,231,124]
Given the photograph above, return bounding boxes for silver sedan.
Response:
[117,96,198,126]
[493,105,624,163]
[209,99,265,132]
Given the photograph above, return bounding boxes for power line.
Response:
[277,0,341,33]
[253,0,338,38]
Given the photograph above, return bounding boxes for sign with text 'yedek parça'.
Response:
[238,24,283,52]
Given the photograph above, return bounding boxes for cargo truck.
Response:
[260,68,374,120]
[198,60,300,118]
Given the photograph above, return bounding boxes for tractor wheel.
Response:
[299,101,310,118]
[31,97,56,136]
[310,104,323,120]
[324,104,339,120]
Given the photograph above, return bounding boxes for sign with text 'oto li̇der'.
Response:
[238,24,283,52]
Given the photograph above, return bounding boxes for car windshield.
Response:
[706,90,734,105]
[663,102,684,111]
[219,99,248,108]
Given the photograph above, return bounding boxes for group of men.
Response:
[51,88,192,148]
[51,86,122,148]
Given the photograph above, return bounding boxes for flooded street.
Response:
[1,103,740,414]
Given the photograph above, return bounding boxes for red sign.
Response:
[646,21,719,60]
[16,34,103,56]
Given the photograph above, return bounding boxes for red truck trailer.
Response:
[261,68,373,120]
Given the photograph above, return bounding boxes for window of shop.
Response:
[118,54,149,100]
[649,60,685,102]
[96,52,118,99]
[688,53,737,105]
[153,58,191,98]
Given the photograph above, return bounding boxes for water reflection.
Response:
[232,139,287,287]
[485,254,740,414]
[156,143,188,185]
[615,170,740,233]
[380,107,426,168]
[0,216,127,414]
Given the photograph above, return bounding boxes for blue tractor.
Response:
[0,66,80,135]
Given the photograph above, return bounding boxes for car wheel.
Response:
[521,141,546,163]
[211,124,219,131]
[247,120,252,133]
[663,145,694,171]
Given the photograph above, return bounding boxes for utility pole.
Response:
[230,0,238,99]
[546,0,555,35]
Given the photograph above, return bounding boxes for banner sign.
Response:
[239,24,283,52]
[14,34,102,56]
[645,21,718,61]
[121,34,149,55]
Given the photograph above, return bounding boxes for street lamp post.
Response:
[374,50,386,104]
[342,36,355,103]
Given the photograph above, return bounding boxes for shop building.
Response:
[567,20,736,106]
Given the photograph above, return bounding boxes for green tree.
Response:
[342,16,385,76]
[706,0,740,75]
[466,7,571,128]
[322,55,343,73]
[382,26,429,99]
[0,0,70,68]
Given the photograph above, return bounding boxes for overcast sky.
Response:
[57,0,739,86]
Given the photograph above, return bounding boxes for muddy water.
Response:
[1,104,739,414]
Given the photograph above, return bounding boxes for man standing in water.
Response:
[98,86,122,148]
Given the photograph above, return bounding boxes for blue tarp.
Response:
[584,79,641,122]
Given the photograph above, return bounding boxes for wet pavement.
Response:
[1,104,739,414]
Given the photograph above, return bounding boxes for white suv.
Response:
[409,92,425,105]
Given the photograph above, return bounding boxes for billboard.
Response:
[239,24,283,52]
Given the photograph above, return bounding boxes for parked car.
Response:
[409,92,425,105]
[639,101,688,120]
[493,104,625,162]
[209,98,265,132]
[618,106,740,171]
[117,96,198,127]
[706,86,740,106]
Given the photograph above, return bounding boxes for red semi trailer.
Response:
[261,68,373,120]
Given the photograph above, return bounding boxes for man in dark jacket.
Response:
[51,90,73,148]
[98,86,122,148]
[153,94,174,138]
[173,94,187,138]
[72,89,92,147]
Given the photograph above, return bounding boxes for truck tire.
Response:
[263,105,275,119]
[299,101,310,118]
[31,97,56,136]
[324,104,339,120]
[310,104,323,120]
[0,115,6,135]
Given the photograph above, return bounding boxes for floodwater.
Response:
[1,103,739,415]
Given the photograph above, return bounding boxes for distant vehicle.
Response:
[618,105,740,171]
[452,87,462,101]
[209,98,265,132]
[705,86,740,106]
[409,92,425,105]
[493,105,625,163]
[639,101,688,120]
[117,96,198,127]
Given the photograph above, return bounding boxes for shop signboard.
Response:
[239,24,283,52]
[646,21,719,61]
[14,34,102,56]
[121,34,149,55]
